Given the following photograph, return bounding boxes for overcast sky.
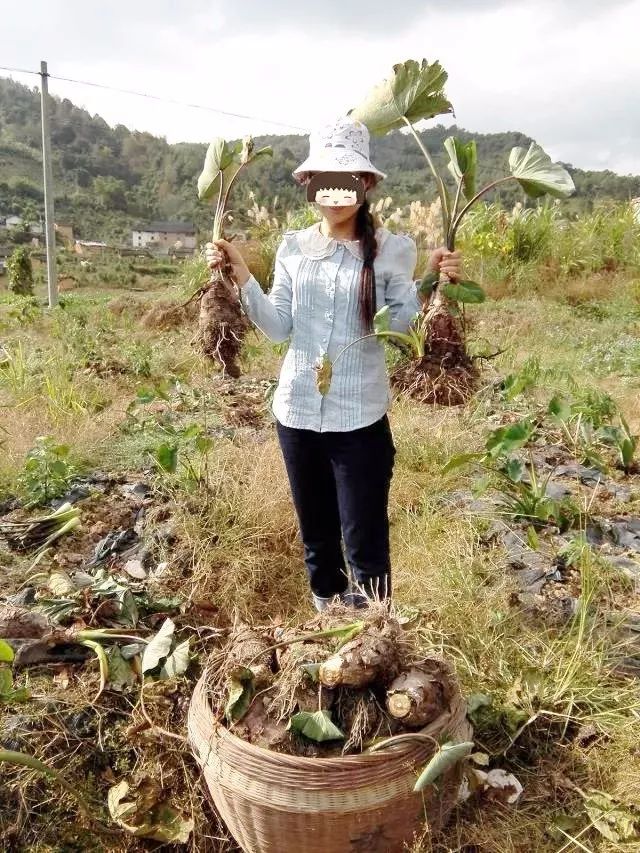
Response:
[1,0,639,175]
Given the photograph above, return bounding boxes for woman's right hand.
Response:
[205,239,251,287]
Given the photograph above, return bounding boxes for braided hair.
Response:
[356,196,378,333]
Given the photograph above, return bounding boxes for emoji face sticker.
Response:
[306,172,365,207]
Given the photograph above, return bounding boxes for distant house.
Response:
[131,221,197,254]
[1,215,43,235]
[75,240,109,256]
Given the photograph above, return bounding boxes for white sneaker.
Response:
[312,593,334,612]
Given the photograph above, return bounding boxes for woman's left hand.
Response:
[428,247,463,282]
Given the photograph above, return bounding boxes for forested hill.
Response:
[1,76,639,242]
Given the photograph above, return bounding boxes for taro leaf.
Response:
[0,639,14,663]
[91,576,139,626]
[35,597,79,624]
[414,741,474,792]
[548,395,571,423]
[197,138,235,201]
[0,667,13,695]
[0,667,27,703]
[120,642,146,660]
[444,136,477,199]
[288,710,345,742]
[48,570,76,597]
[141,618,175,674]
[509,142,575,199]
[466,693,495,727]
[526,525,540,551]
[160,639,190,679]
[334,622,367,650]
[506,668,545,706]
[501,703,530,735]
[485,420,534,458]
[301,662,321,682]
[621,436,636,470]
[106,646,137,690]
[312,620,366,646]
[548,813,584,843]
[224,667,255,722]
[194,435,213,455]
[418,270,439,296]
[584,790,640,843]
[471,473,491,497]
[467,693,492,715]
[153,442,178,473]
[314,354,333,397]
[245,144,273,166]
[441,280,485,304]
[118,590,139,627]
[441,452,483,474]
[349,58,453,135]
[108,779,194,843]
[503,458,524,483]
[373,305,391,334]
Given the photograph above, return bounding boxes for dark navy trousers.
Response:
[275,414,395,599]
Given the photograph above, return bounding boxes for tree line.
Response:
[1,77,639,242]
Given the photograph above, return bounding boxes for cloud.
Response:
[1,0,639,175]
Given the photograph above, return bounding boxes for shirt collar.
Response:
[294,223,389,261]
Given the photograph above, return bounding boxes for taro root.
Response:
[196,136,272,378]
[225,623,274,689]
[272,639,334,719]
[198,269,250,379]
[386,665,446,728]
[319,623,402,689]
[335,687,389,752]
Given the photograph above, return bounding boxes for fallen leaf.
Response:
[108,779,193,843]
[123,560,147,580]
[472,768,523,804]
[288,709,344,742]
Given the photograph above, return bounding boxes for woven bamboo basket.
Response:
[188,671,473,853]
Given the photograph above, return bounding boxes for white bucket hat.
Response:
[292,116,386,182]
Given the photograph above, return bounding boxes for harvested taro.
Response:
[205,603,461,757]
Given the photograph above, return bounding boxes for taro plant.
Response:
[547,391,638,473]
[195,136,272,378]
[493,453,580,532]
[148,422,214,489]
[442,418,579,530]
[6,246,34,296]
[348,58,575,404]
[17,436,77,507]
[598,413,638,474]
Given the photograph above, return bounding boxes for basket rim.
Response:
[189,669,466,769]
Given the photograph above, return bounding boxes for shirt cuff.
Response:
[239,274,262,308]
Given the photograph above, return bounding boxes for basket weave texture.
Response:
[188,672,473,853]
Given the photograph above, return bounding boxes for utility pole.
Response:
[40,60,58,307]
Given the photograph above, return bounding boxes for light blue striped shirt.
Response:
[240,223,422,432]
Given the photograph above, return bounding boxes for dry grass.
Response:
[169,434,306,621]
[1,272,640,852]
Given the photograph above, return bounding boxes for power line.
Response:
[0,64,308,133]
[0,64,38,76]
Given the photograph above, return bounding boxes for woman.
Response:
[206,116,462,610]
